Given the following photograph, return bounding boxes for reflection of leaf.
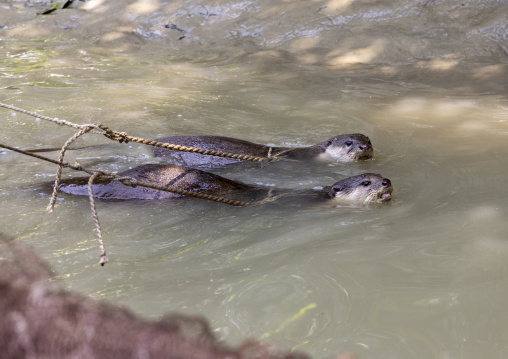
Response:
[37,0,74,15]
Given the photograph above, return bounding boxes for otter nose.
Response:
[382,179,391,187]
[359,144,372,150]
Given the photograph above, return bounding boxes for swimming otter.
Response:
[57,165,256,200]
[57,164,392,204]
[153,134,373,168]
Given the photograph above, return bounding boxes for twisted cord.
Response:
[47,126,94,212]
[0,102,104,133]
[1,142,292,264]
[0,102,270,162]
[97,124,268,162]
[0,143,255,206]
[0,102,293,265]
[88,172,109,266]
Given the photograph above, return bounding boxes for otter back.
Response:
[153,136,283,168]
[58,164,256,200]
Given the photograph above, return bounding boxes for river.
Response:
[1,1,508,358]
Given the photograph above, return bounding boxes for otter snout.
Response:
[378,177,393,202]
[356,142,374,160]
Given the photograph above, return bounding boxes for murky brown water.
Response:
[1,1,508,358]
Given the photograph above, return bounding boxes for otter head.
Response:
[319,134,373,162]
[322,173,392,204]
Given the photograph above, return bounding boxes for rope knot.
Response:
[97,124,129,143]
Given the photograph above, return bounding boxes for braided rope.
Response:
[0,102,290,264]
[1,142,293,264]
[0,102,270,162]
[88,172,108,266]
[47,126,94,212]
[96,124,268,162]
[0,142,254,206]
[0,102,104,133]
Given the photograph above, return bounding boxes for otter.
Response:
[57,164,392,204]
[57,165,255,200]
[152,134,373,168]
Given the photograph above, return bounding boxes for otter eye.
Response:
[345,141,353,147]
[333,185,344,191]
[361,181,371,187]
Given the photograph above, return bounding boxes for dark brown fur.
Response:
[58,164,258,200]
[57,165,392,204]
[153,134,373,168]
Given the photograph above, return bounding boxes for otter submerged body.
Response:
[153,134,373,168]
[58,164,392,204]
[58,164,258,200]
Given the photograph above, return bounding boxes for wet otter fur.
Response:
[153,134,373,168]
[57,164,258,200]
[57,164,392,204]
[321,173,393,204]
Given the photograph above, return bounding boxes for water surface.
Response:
[1,2,508,358]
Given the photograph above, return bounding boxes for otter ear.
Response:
[322,185,338,198]
[333,184,344,192]
[322,184,344,198]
